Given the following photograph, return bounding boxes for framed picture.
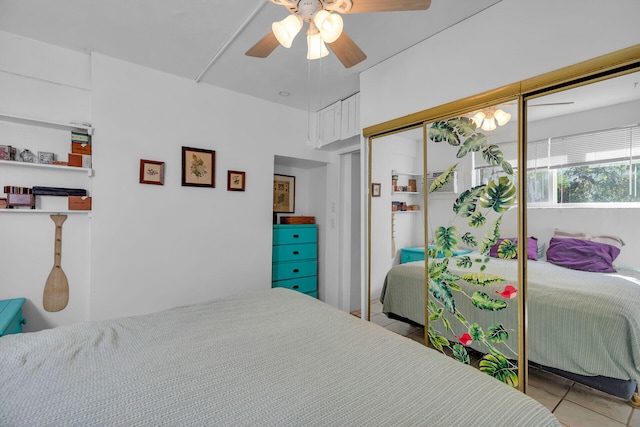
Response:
[273,174,295,213]
[182,146,215,187]
[139,159,165,185]
[372,182,381,197]
[227,170,246,191]
[38,151,55,165]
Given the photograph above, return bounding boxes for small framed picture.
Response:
[182,146,215,187]
[273,174,295,213]
[372,182,381,197]
[38,151,55,165]
[139,159,165,185]
[227,170,246,191]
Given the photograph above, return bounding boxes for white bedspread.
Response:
[0,288,558,426]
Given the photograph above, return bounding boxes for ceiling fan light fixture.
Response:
[493,108,511,126]
[471,111,486,128]
[313,10,343,43]
[307,31,329,59]
[272,14,303,48]
[481,118,497,131]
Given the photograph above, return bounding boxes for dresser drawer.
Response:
[401,247,425,263]
[272,260,317,281]
[272,276,317,294]
[273,243,317,262]
[273,226,317,245]
[0,298,27,337]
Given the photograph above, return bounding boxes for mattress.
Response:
[380,254,640,387]
[0,288,558,426]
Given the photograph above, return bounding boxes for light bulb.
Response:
[481,118,497,131]
[272,15,302,48]
[493,108,512,126]
[471,111,486,128]
[307,32,329,59]
[313,10,343,43]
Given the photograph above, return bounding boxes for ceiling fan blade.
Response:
[344,0,431,13]
[328,31,367,68]
[246,32,280,58]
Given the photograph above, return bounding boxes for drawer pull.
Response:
[293,269,299,273]
[293,234,299,238]
[293,285,299,289]
[293,251,299,255]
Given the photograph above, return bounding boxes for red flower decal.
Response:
[455,332,473,346]
[496,284,518,299]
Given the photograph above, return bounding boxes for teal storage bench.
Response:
[0,297,27,337]
[272,224,318,298]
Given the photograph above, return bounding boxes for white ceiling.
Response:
[0,0,502,111]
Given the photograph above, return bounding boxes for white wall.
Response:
[1,30,340,330]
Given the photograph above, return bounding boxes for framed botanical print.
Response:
[227,170,246,191]
[139,159,165,185]
[273,174,295,213]
[182,146,215,187]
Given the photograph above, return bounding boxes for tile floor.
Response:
[352,300,640,427]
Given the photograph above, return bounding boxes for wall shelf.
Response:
[0,112,93,135]
[0,159,93,176]
[0,209,91,215]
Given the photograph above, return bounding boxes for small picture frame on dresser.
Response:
[139,159,165,185]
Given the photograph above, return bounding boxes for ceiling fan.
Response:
[246,0,431,68]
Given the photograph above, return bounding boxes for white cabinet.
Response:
[316,93,360,148]
[341,92,360,140]
[0,113,93,214]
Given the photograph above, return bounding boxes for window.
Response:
[474,125,640,204]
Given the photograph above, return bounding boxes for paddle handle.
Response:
[51,215,66,267]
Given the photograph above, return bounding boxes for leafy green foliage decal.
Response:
[479,176,516,213]
[429,163,459,193]
[498,239,517,259]
[471,292,508,311]
[426,116,520,387]
[480,354,518,387]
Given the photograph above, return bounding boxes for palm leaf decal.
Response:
[487,324,509,343]
[468,211,486,228]
[479,216,502,254]
[428,325,451,351]
[448,117,477,137]
[461,232,477,248]
[482,144,504,165]
[429,278,456,313]
[498,239,517,259]
[471,291,508,311]
[428,258,449,280]
[461,272,506,286]
[479,176,516,213]
[453,185,485,217]
[434,226,459,257]
[480,354,518,387]
[456,133,487,158]
[468,323,484,341]
[502,160,514,175]
[456,256,473,269]
[428,121,460,146]
[429,163,458,193]
[452,343,471,364]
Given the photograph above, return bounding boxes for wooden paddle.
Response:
[43,214,69,312]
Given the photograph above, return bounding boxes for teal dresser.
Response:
[272,224,317,298]
[401,246,472,263]
[0,298,27,337]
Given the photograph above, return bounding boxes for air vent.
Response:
[427,171,458,193]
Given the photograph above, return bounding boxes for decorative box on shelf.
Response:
[280,216,315,224]
[7,193,35,209]
[68,195,92,210]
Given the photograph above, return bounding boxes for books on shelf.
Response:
[3,186,32,194]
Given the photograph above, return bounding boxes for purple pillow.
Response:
[546,237,620,273]
[490,237,538,260]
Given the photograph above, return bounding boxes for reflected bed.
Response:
[380,254,640,401]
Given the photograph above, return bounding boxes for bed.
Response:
[0,288,557,426]
[380,252,640,401]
